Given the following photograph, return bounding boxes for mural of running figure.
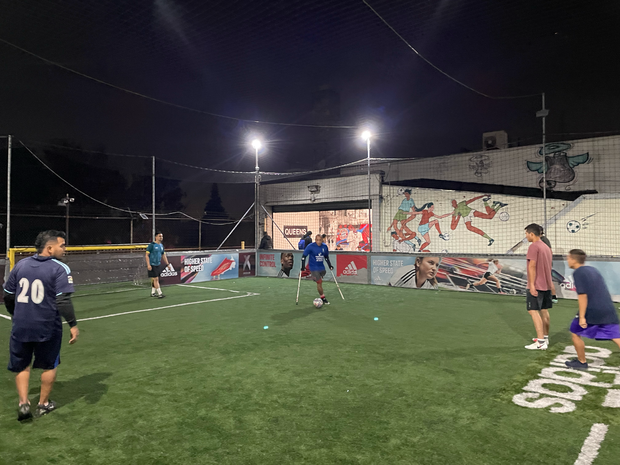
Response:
[387,189,422,245]
[450,195,508,246]
[403,202,450,252]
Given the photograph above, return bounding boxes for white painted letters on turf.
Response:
[512,345,620,413]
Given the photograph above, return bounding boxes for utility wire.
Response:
[0,38,357,129]
[362,0,541,100]
[19,140,244,225]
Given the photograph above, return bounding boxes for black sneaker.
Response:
[35,400,58,418]
[488,238,494,246]
[157,294,166,299]
[565,359,588,371]
[17,403,32,422]
[321,297,330,305]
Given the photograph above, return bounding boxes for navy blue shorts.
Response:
[8,332,62,373]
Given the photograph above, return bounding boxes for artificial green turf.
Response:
[1,278,618,464]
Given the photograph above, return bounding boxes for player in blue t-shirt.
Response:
[565,249,620,371]
[146,232,170,298]
[301,234,334,305]
[3,230,79,421]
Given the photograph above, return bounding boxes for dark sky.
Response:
[1,0,619,215]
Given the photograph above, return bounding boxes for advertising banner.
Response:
[159,253,238,285]
[371,254,620,301]
[257,250,336,281]
[239,252,255,277]
[336,254,368,284]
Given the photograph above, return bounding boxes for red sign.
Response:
[239,252,255,277]
[337,254,368,277]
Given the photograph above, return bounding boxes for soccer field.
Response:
[1,277,618,465]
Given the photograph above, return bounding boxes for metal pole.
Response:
[542,92,547,228]
[260,204,298,250]
[66,199,69,245]
[198,220,202,250]
[152,156,156,239]
[130,217,134,244]
[367,137,372,252]
[217,203,254,251]
[6,135,11,256]
[255,147,260,249]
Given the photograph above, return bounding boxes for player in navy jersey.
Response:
[146,232,170,298]
[565,249,620,370]
[3,230,79,421]
[301,234,333,305]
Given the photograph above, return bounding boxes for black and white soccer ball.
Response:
[566,220,581,234]
[397,187,405,195]
[313,298,323,308]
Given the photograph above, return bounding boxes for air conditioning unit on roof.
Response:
[482,131,508,151]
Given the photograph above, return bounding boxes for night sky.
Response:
[1,0,619,218]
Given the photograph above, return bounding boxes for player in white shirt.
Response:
[466,259,505,294]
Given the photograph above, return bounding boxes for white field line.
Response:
[0,284,259,323]
[574,423,609,465]
[76,292,258,322]
[178,283,242,293]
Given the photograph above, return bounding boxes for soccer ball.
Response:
[499,212,510,222]
[397,187,405,195]
[566,220,581,234]
[313,298,323,308]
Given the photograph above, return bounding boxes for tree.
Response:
[203,184,227,220]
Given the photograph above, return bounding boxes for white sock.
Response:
[151,288,156,295]
[156,288,162,295]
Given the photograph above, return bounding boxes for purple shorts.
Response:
[569,318,620,340]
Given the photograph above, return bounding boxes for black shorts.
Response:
[526,290,553,311]
[148,264,163,278]
[310,270,327,282]
[483,272,492,279]
[8,332,62,373]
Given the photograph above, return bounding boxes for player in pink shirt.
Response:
[524,223,554,350]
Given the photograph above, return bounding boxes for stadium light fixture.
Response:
[361,130,372,141]
[58,194,75,245]
[251,139,262,150]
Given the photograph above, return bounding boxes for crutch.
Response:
[329,268,345,300]
[295,270,303,305]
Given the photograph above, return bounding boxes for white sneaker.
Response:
[525,340,548,350]
[531,337,549,345]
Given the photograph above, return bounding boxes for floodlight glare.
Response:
[251,139,262,150]
[361,130,372,141]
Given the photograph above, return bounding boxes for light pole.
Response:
[58,194,75,245]
[361,130,372,252]
[251,139,262,249]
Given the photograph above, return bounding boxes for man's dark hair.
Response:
[569,249,587,264]
[34,230,66,253]
[524,223,543,236]
[404,189,412,194]
[155,231,163,236]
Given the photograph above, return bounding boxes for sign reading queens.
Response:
[283,226,308,237]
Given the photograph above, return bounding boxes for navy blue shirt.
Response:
[573,266,619,325]
[147,242,165,266]
[4,255,75,342]
[302,243,330,271]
